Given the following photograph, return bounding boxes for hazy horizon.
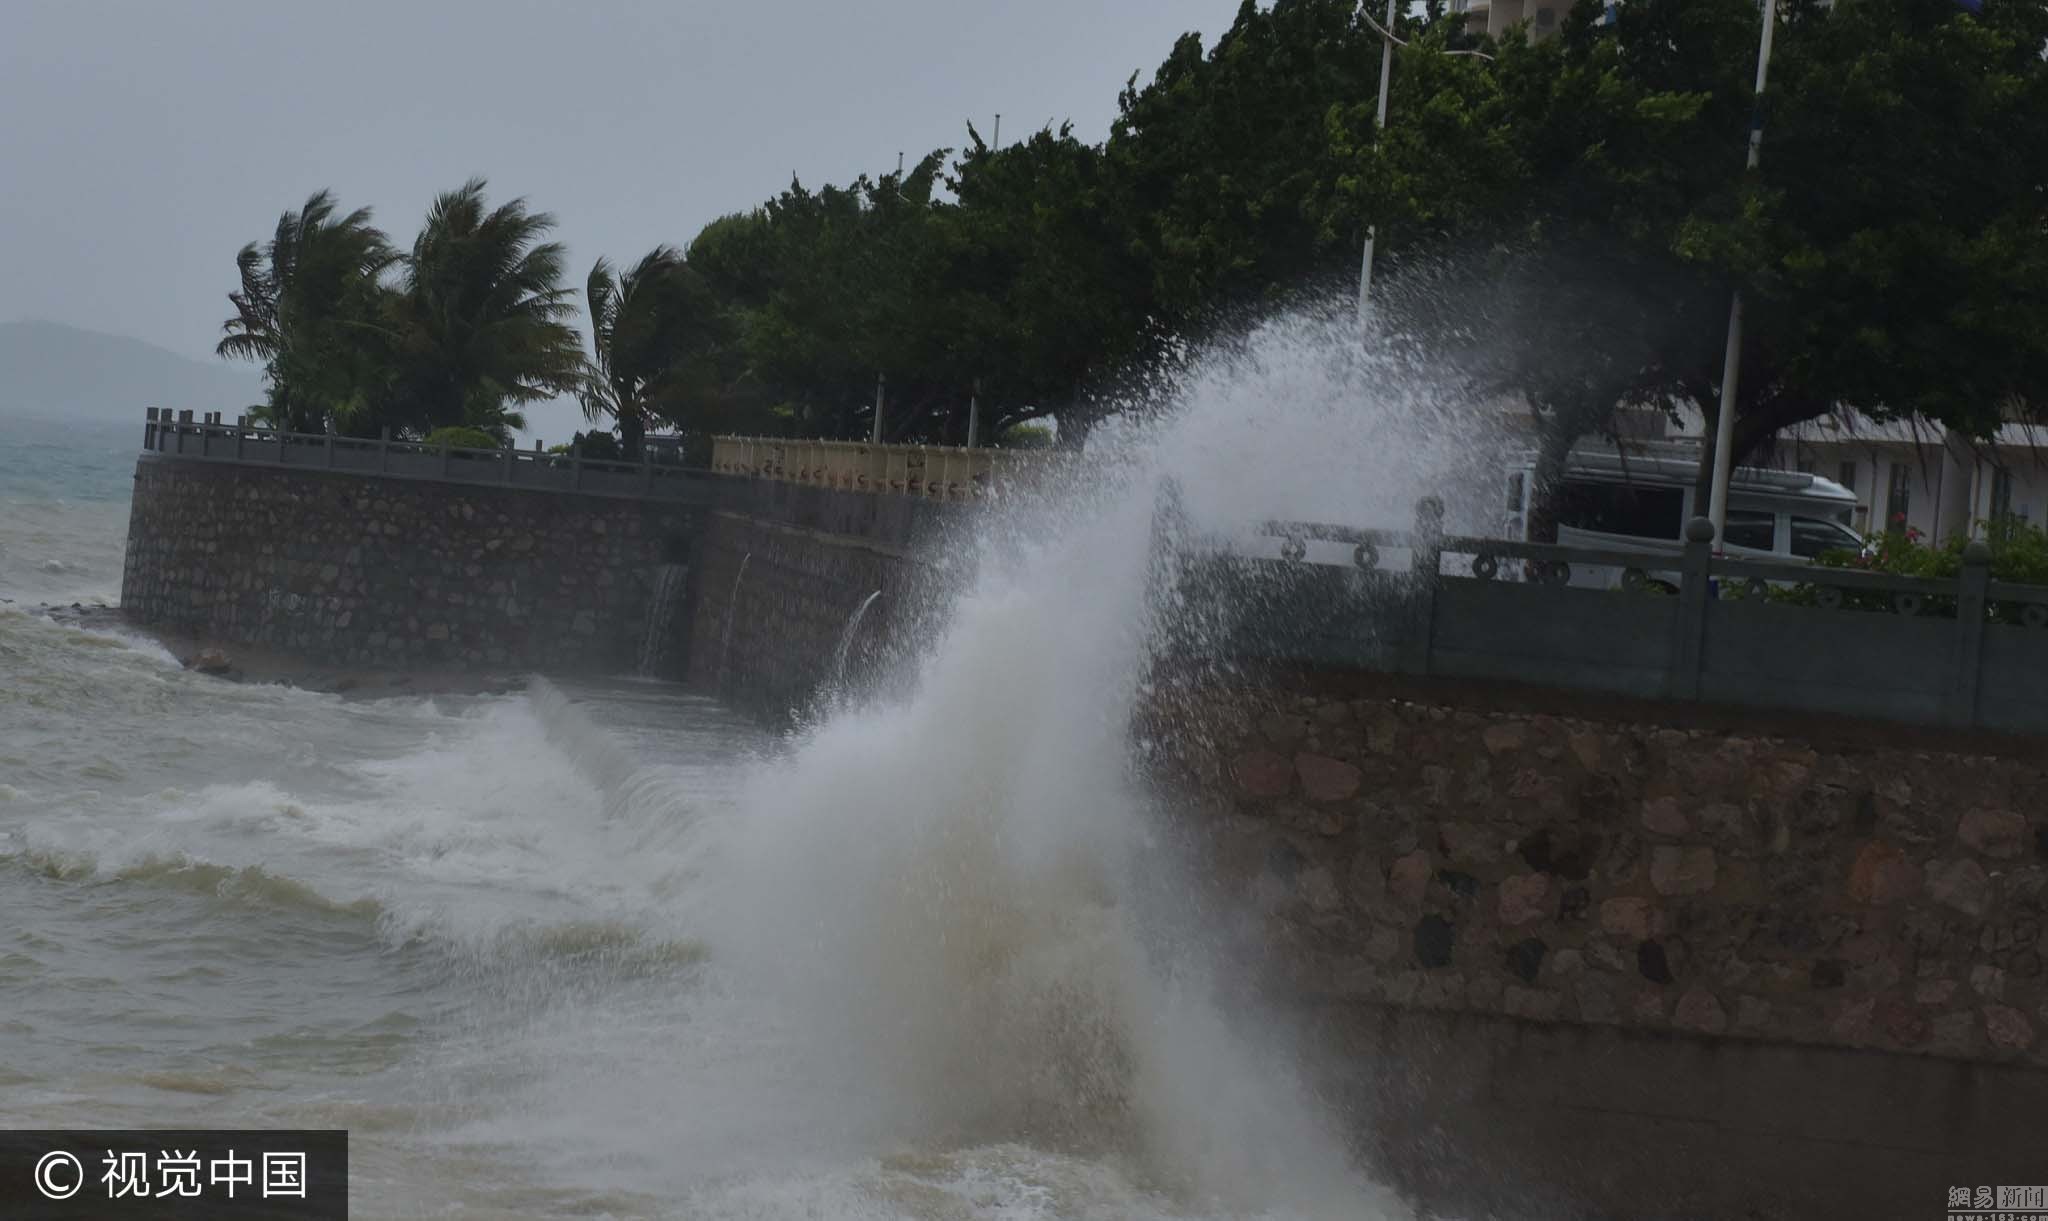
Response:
[3,0,1246,440]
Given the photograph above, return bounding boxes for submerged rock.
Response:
[189,647,232,676]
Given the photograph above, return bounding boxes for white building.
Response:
[1449,0,1611,40]
[1758,416,2048,541]
[1651,409,2048,542]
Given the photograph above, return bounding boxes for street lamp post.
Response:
[1357,0,1399,338]
[1705,0,1781,547]
[1356,2,1491,335]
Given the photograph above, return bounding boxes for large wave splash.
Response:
[698,308,1498,1216]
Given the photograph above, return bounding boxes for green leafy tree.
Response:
[662,0,2046,471]
[688,154,968,441]
[1705,0,2048,458]
[381,179,584,440]
[1324,0,2048,533]
[937,123,1159,441]
[1106,0,1384,323]
[217,190,398,432]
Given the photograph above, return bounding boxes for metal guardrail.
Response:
[708,435,1063,501]
[140,409,716,503]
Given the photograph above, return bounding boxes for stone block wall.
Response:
[686,511,916,721]
[122,456,701,672]
[1144,676,2048,1067]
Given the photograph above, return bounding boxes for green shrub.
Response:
[570,430,623,462]
[997,421,1055,449]
[1778,516,2048,620]
[422,425,502,451]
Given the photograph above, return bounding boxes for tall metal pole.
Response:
[1706,0,1780,546]
[871,373,887,444]
[1357,0,1398,338]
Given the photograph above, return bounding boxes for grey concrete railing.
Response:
[140,409,717,504]
[1204,499,2048,735]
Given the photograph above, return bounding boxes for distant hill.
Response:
[0,320,262,421]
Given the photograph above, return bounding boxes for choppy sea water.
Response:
[0,415,136,607]
[0,315,1493,1220]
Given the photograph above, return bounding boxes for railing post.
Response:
[1668,516,1716,701]
[1403,496,1445,675]
[144,408,157,451]
[176,409,192,455]
[1948,540,1992,728]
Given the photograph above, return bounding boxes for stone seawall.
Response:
[681,479,970,721]
[1154,682,2048,1063]
[686,511,914,721]
[1143,670,2048,1217]
[121,456,702,672]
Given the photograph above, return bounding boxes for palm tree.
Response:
[385,179,583,440]
[580,247,709,460]
[218,190,397,432]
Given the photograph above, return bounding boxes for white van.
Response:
[1503,443,1864,588]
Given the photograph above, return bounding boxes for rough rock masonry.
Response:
[1146,683,2048,1067]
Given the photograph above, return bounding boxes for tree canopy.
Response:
[219,0,2048,464]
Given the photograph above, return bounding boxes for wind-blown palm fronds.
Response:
[217,190,397,432]
[579,246,712,459]
[385,179,584,440]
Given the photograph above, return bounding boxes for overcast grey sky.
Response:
[1,0,1243,436]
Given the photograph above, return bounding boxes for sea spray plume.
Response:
[1126,298,1508,706]
[701,300,1502,1216]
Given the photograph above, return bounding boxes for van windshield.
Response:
[1555,481,1684,541]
